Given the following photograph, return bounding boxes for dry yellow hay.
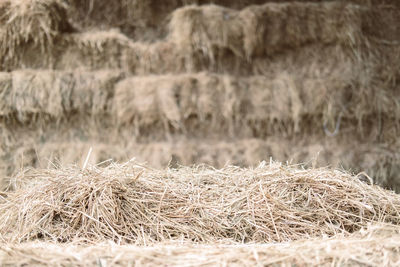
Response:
[66,0,156,40]
[65,0,272,40]
[0,70,123,122]
[113,73,346,135]
[1,161,400,244]
[113,72,398,138]
[0,72,11,116]
[55,30,132,70]
[1,224,400,266]
[2,30,360,77]
[2,135,399,192]
[124,41,189,74]
[0,0,72,67]
[169,2,363,60]
[0,70,351,128]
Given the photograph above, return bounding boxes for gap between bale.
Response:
[1,161,400,244]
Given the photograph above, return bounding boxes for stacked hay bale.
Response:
[0,0,399,193]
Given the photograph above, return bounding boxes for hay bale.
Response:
[169,2,364,60]
[4,137,400,192]
[55,30,132,70]
[124,41,188,74]
[3,32,361,77]
[0,0,72,66]
[1,224,400,266]
[1,30,135,72]
[0,70,123,122]
[0,73,12,116]
[169,4,244,60]
[65,0,272,40]
[66,0,156,39]
[113,72,355,135]
[0,161,400,244]
[240,2,363,57]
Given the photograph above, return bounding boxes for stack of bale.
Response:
[0,0,399,191]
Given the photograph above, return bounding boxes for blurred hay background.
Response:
[0,0,398,190]
[0,0,400,264]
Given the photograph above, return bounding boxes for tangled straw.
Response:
[1,161,399,245]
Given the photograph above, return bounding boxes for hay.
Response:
[124,41,189,74]
[113,72,398,138]
[1,161,400,244]
[1,31,186,73]
[0,70,124,122]
[169,2,364,60]
[55,30,132,70]
[0,0,72,66]
[1,224,400,266]
[0,30,134,71]
[66,0,158,40]
[65,0,273,40]
[2,135,399,192]
[113,73,329,134]
[2,31,360,76]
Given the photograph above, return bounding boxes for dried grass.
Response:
[114,72,399,138]
[65,0,272,40]
[0,69,397,141]
[0,71,349,129]
[1,224,400,266]
[0,0,72,66]
[1,161,400,244]
[0,70,123,122]
[169,2,364,61]
[55,30,132,70]
[113,73,340,134]
[2,136,399,192]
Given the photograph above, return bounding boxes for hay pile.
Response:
[65,0,279,40]
[114,72,397,139]
[0,0,73,67]
[2,137,399,191]
[1,162,400,244]
[169,2,363,60]
[0,70,123,122]
[8,35,357,76]
[1,224,400,266]
[55,30,133,70]
[1,2,367,75]
[1,68,397,140]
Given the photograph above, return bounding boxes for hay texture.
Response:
[0,70,123,122]
[1,162,400,244]
[0,0,72,67]
[1,69,397,139]
[1,224,400,266]
[2,137,399,192]
[55,30,132,70]
[169,2,363,60]
[3,30,360,77]
[113,72,398,139]
[113,73,345,135]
